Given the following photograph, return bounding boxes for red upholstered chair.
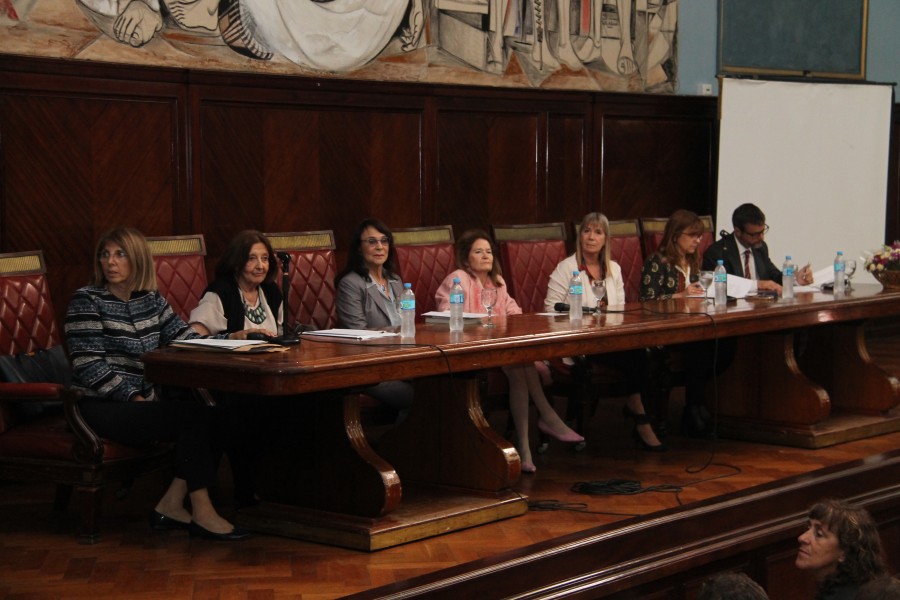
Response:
[608,219,644,303]
[640,217,668,259]
[0,251,173,543]
[146,234,208,321]
[491,222,569,313]
[393,225,455,319]
[265,230,338,331]
[698,215,715,258]
[490,223,570,448]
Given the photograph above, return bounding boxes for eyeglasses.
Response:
[740,224,770,239]
[361,237,391,247]
[680,231,704,241]
[99,250,128,261]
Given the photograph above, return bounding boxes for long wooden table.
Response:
[143,285,900,549]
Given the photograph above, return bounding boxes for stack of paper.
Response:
[170,339,289,353]
[422,310,487,324]
[302,329,399,340]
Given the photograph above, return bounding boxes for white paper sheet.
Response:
[302,329,399,340]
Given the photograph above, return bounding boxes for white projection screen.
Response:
[717,78,893,285]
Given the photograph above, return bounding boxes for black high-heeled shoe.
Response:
[622,406,667,452]
[681,405,713,439]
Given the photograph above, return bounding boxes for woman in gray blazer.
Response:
[335,218,413,415]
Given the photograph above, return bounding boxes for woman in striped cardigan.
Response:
[65,227,249,542]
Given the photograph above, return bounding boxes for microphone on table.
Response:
[271,251,300,346]
[554,303,597,314]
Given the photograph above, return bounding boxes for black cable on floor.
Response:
[570,479,683,496]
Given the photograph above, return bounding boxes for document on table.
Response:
[302,329,400,340]
[705,274,754,299]
[808,265,836,290]
[422,310,487,324]
[169,338,289,353]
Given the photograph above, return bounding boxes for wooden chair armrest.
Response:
[0,381,65,401]
[61,388,105,464]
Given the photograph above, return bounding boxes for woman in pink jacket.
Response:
[435,229,583,473]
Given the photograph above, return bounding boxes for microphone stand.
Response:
[272,252,300,345]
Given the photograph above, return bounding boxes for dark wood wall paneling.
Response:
[0,63,189,315]
[2,56,897,323]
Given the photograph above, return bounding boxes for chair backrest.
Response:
[491,222,568,313]
[640,216,715,260]
[608,219,643,303]
[698,214,715,257]
[266,230,338,330]
[0,251,61,432]
[0,251,60,356]
[393,225,456,318]
[146,234,208,322]
[639,217,668,258]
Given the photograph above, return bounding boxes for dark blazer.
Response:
[702,232,782,284]
[336,270,403,330]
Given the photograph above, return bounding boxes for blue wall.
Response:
[677,0,900,96]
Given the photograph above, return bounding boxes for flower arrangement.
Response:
[865,241,900,273]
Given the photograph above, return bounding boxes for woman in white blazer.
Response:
[544,212,665,451]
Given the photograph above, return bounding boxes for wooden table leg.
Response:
[242,380,527,550]
[253,391,401,517]
[800,322,900,414]
[376,373,520,492]
[714,332,830,426]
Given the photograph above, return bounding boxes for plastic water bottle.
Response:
[834,251,846,298]
[782,256,795,299]
[400,283,416,338]
[568,271,583,322]
[714,259,727,306]
[449,277,464,332]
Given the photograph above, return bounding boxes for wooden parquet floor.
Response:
[2,324,899,600]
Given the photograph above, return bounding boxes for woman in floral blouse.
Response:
[639,209,707,301]
[639,210,719,438]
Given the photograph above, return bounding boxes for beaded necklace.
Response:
[241,290,266,325]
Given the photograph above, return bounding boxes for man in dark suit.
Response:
[702,203,813,292]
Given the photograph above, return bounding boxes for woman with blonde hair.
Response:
[545,213,665,451]
[66,226,249,541]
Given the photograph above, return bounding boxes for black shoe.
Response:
[681,405,713,438]
[622,406,667,452]
[189,521,250,541]
[149,510,191,531]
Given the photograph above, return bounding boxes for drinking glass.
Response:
[699,271,714,303]
[481,287,498,328]
[845,259,857,289]
[591,279,606,314]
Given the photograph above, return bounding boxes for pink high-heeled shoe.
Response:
[537,419,584,443]
[521,461,537,474]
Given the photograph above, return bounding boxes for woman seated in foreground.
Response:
[795,498,886,600]
[65,227,249,541]
[544,212,664,451]
[435,229,583,473]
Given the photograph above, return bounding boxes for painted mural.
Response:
[1,0,677,91]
